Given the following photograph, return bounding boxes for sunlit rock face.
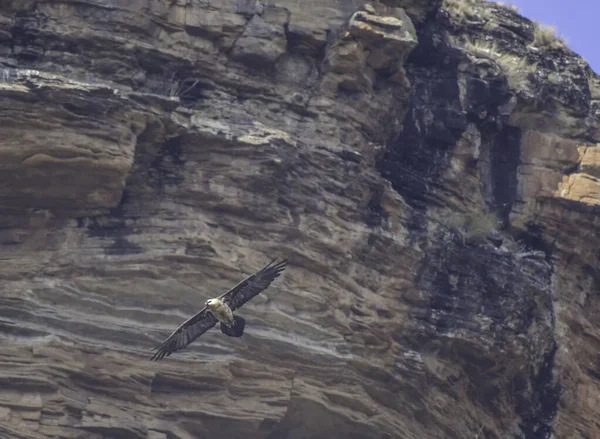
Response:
[0,1,598,439]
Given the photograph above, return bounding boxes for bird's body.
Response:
[206,298,234,326]
[150,258,288,361]
[206,297,246,338]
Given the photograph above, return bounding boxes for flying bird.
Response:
[150,258,288,361]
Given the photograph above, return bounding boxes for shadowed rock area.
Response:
[0,1,599,438]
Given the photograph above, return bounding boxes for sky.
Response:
[491,0,599,73]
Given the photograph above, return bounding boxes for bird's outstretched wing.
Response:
[218,258,288,311]
[150,307,218,361]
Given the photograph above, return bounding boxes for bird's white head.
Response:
[205,298,220,309]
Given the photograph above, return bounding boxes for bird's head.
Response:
[206,298,219,308]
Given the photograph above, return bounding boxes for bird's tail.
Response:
[220,316,246,338]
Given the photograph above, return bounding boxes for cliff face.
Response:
[0,1,599,438]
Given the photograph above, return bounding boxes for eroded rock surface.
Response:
[0,1,598,439]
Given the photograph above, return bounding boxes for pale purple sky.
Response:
[491,0,599,73]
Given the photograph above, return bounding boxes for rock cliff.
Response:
[0,0,598,438]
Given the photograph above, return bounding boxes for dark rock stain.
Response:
[365,186,389,228]
[377,30,466,209]
[150,135,185,188]
[515,221,556,261]
[490,126,521,225]
[12,11,47,62]
[375,14,562,436]
[517,344,561,439]
[79,190,143,256]
[413,237,557,436]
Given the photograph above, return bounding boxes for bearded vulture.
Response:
[150,258,288,361]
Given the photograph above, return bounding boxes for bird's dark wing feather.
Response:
[218,258,288,311]
[150,307,218,361]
